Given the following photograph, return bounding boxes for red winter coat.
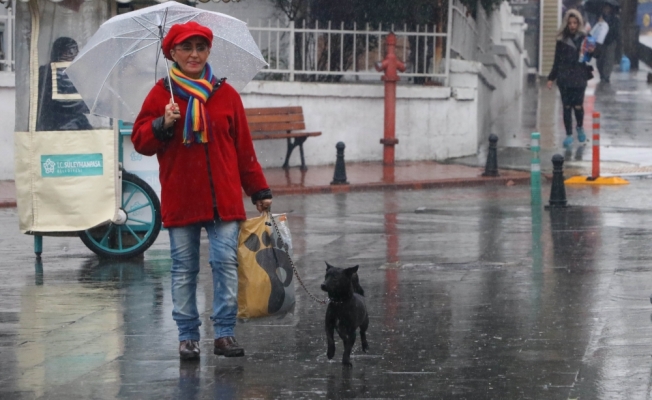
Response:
[132,80,269,228]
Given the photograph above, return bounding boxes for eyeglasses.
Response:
[174,43,209,54]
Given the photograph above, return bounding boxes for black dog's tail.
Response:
[351,273,365,297]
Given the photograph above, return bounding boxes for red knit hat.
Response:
[162,21,213,60]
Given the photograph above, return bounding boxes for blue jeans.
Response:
[168,220,240,342]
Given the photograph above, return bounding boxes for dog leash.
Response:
[268,211,330,306]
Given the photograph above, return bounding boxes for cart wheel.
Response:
[79,171,162,259]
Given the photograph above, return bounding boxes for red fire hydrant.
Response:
[375,32,406,166]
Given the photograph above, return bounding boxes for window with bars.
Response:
[0,8,14,72]
[0,28,5,70]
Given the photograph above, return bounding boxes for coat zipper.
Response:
[203,144,220,221]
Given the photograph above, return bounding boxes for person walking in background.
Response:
[595,3,620,83]
[547,9,593,148]
[132,22,273,361]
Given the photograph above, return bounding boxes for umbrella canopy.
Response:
[583,0,620,15]
[66,2,267,123]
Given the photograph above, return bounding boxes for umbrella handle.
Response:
[165,58,176,104]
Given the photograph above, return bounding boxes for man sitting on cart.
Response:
[36,37,92,131]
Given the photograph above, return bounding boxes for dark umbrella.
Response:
[583,0,620,15]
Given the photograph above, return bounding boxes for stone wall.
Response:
[239,81,478,169]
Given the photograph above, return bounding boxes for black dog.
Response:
[321,262,369,367]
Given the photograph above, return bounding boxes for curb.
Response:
[0,200,16,209]
[270,174,531,196]
[0,173,531,208]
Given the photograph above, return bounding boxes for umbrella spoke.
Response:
[133,15,168,38]
[114,36,159,41]
[132,10,201,37]
[162,12,202,26]
[122,40,161,59]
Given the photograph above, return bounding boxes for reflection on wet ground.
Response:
[461,69,652,175]
[2,183,652,398]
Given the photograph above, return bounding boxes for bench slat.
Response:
[249,122,306,132]
[251,131,322,140]
[244,106,317,169]
[245,106,303,116]
[247,113,304,124]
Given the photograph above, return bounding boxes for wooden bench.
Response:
[246,106,321,171]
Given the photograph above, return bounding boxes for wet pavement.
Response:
[3,60,652,399]
[3,180,652,399]
[457,67,652,177]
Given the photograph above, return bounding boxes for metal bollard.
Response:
[530,132,541,206]
[331,142,349,185]
[482,134,499,177]
[547,154,568,208]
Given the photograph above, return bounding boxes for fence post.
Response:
[289,19,295,82]
[445,0,453,86]
[6,7,13,71]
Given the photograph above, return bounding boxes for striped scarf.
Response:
[170,63,218,145]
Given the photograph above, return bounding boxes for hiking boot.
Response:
[563,135,573,148]
[577,127,586,143]
[214,336,245,357]
[179,340,200,360]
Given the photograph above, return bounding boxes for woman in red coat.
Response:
[132,22,272,360]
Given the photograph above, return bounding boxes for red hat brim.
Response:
[162,22,213,60]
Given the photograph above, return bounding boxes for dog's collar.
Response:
[327,297,349,305]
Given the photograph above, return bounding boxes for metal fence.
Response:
[0,2,494,81]
[450,0,493,62]
[248,4,453,85]
[0,7,14,72]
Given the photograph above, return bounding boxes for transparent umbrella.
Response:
[66,2,267,123]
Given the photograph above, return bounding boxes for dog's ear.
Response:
[344,265,359,275]
[325,262,334,270]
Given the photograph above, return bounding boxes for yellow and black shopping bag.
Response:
[237,213,295,319]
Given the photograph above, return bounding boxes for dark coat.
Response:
[132,80,270,228]
[547,34,590,88]
[602,14,620,46]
